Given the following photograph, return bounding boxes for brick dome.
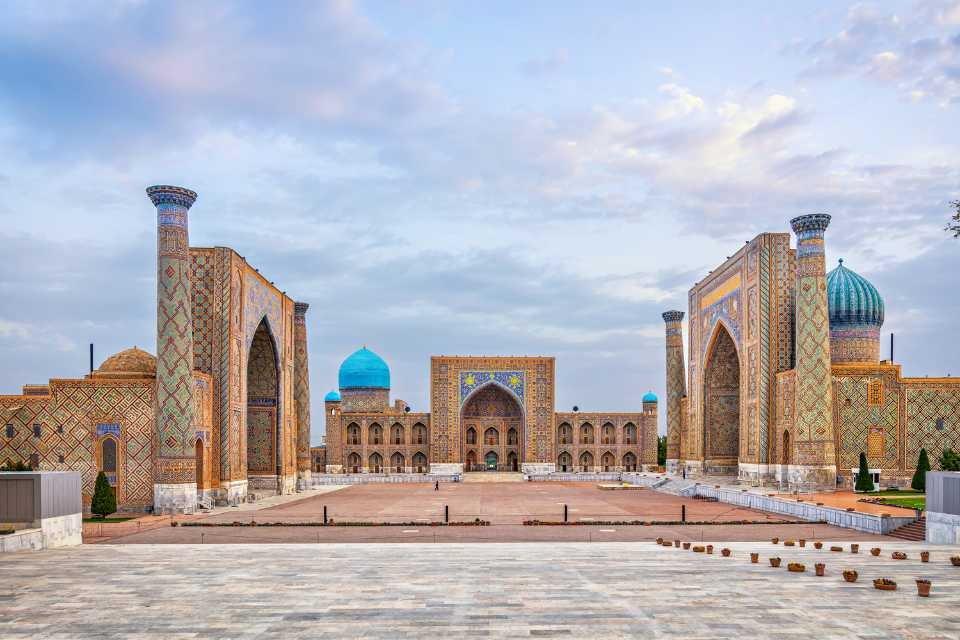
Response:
[95,347,157,378]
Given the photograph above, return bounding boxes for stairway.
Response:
[888,517,925,541]
[463,472,525,483]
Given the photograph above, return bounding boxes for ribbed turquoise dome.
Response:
[338,347,390,389]
[642,390,658,403]
[827,259,884,328]
[324,390,341,402]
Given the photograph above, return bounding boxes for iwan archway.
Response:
[246,317,281,491]
[461,382,524,472]
[702,323,740,474]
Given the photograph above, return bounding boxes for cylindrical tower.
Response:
[827,259,884,363]
[293,301,312,489]
[662,310,686,474]
[788,213,837,487]
[147,184,198,514]
[324,391,343,473]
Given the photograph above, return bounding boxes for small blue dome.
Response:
[642,390,658,403]
[324,390,341,402]
[827,260,884,328]
[338,347,390,390]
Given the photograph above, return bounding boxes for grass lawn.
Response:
[83,516,138,523]
[874,496,925,510]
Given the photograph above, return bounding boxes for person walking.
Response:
[434,480,439,491]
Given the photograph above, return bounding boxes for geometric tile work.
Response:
[834,374,901,473]
[190,249,216,375]
[662,311,685,461]
[703,326,740,460]
[906,385,960,470]
[293,302,311,473]
[246,409,276,475]
[247,319,279,476]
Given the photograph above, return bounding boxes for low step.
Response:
[888,517,925,541]
[462,472,525,483]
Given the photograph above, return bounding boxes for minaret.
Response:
[789,213,837,487]
[293,301,312,490]
[147,185,198,514]
[662,311,686,474]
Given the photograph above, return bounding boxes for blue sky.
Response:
[1,0,958,443]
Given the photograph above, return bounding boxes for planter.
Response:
[799,539,806,548]
[784,540,795,547]
[830,546,844,552]
[892,552,907,560]
[706,545,714,555]
[674,540,680,548]
[750,553,759,564]
[656,537,664,545]
[692,545,705,553]
[661,540,672,547]
[870,547,881,557]
[916,579,931,597]
[787,563,805,573]
[873,578,897,591]
[951,556,960,567]
[842,570,858,583]
[721,548,731,557]
[814,541,823,550]
[769,557,782,568]
[682,542,691,550]
[920,551,930,563]
[850,544,859,554]
[814,563,825,577]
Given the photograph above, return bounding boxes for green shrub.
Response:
[911,448,931,492]
[940,448,960,472]
[0,460,32,471]
[855,452,874,492]
[90,471,117,519]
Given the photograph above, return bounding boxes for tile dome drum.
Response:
[338,348,390,390]
[827,260,884,363]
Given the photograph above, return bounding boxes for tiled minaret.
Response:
[294,301,312,490]
[662,310,686,475]
[147,185,198,514]
[789,213,837,487]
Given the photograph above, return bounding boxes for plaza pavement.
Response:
[1,541,958,638]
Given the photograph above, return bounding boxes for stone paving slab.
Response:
[1,541,958,638]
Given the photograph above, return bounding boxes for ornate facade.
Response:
[325,351,658,474]
[0,185,311,514]
[666,213,960,488]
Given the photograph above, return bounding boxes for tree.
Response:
[948,200,960,238]
[940,448,960,472]
[657,435,667,466]
[911,448,931,491]
[854,451,874,492]
[91,471,117,519]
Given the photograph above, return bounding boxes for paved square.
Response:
[1,541,958,638]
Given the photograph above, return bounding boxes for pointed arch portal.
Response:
[703,323,741,471]
[461,382,523,471]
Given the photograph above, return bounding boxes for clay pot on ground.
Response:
[814,542,823,550]
[951,556,960,567]
[873,578,897,591]
[892,551,907,560]
[920,551,930,563]
[674,540,680,548]
[830,546,844,552]
[771,537,779,544]
[769,557,782,568]
[721,548,731,557]
[815,563,826,577]
[682,542,691,550]
[784,540,795,547]
[692,545,705,553]
[706,545,713,554]
[799,539,806,548]
[916,579,931,597]
[851,544,859,554]
[656,537,664,545]
[870,547,881,556]
[787,563,805,573]
[750,553,759,564]
[842,570,858,583]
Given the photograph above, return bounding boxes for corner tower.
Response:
[147,184,198,514]
[788,213,837,487]
[662,310,686,474]
[293,301,312,489]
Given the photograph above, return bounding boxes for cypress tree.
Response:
[91,471,117,519]
[911,448,931,492]
[854,451,874,492]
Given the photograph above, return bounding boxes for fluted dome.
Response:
[642,390,658,403]
[338,347,390,390]
[827,259,884,328]
[94,347,156,378]
[324,390,341,402]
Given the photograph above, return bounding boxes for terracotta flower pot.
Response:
[787,562,805,573]
[784,540,795,547]
[892,551,907,560]
[951,556,960,567]
[830,546,844,552]
[674,540,680,548]
[769,557,782,568]
[799,539,806,548]
[771,537,779,544]
[873,578,897,591]
[814,542,823,550]
[814,563,825,576]
[656,537,664,545]
[916,579,931,597]
[870,547,881,556]
[706,545,714,554]
[842,570,858,583]
[920,551,930,563]
[692,545,705,553]
[850,544,859,554]
[721,548,731,557]
[750,552,759,564]
[682,542,691,550]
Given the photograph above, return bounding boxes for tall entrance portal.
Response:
[246,318,280,491]
[703,325,740,474]
[461,384,523,472]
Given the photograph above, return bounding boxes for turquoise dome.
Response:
[827,259,884,328]
[642,390,658,403]
[324,390,341,402]
[338,347,390,389]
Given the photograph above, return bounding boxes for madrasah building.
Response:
[662,213,960,488]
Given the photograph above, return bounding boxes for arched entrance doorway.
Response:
[247,318,280,491]
[195,439,204,489]
[557,452,572,472]
[461,383,523,472]
[703,324,740,474]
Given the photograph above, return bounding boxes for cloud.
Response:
[521,49,570,76]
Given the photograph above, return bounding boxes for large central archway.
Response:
[461,383,523,472]
[246,317,280,491]
[703,324,740,473]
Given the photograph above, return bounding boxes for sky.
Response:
[0,0,958,444]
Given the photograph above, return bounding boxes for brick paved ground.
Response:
[1,541,957,638]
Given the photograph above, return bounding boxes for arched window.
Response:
[413,423,427,445]
[391,452,405,473]
[580,423,594,445]
[413,451,427,473]
[623,423,637,445]
[484,427,499,445]
[601,451,615,472]
[507,428,518,446]
[465,450,477,470]
[507,451,518,471]
[466,427,477,445]
[369,452,383,473]
[391,423,405,445]
[623,452,637,472]
[195,439,204,488]
[558,423,572,445]
[557,452,572,472]
[347,423,361,446]
[101,437,117,474]
[579,451,594,472]
[347,452,361,474]
[602,423,615,445]
[369,423,383,445]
